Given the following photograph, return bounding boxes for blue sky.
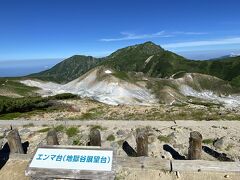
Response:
[0,0,240,61]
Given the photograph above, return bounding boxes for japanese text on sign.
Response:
[29,148,113,171]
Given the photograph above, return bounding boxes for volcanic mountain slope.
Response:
[21,66,240,107]
[101,42,240,87]
[28,42,240,87]
[21,66,157,105]
[146,72,240,107]
[16,41,240,106]
[28,55,102,83]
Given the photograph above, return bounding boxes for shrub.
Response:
[158,135,171,143]
[51,93,78,100]
[66,127,79,137]
[106,134,115,141]
[54,125,65,132]
[73,138,80,145]
[202,138,214,144]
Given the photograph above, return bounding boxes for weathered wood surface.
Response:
[172,160,240,172]
[89,129,101,146]
[25,155,240,179]
[6,129,24,154]
[117,156,171,171]
[136,128,148,156]
[27,168,115,180]
[188,131,202,160]
[46,129,59,145]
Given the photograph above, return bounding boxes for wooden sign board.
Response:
[25,145,116,179]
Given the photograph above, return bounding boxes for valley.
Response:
[0,42,240,121]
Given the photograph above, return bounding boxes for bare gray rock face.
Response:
[19,128,31,135]
[116,129,126,136]
[213,136,227,149]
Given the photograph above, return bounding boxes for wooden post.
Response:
[46,129,59,145]
[89,129,101,146]
[188,131,202,160]
[6,129,24,154]
[136,128,148,156]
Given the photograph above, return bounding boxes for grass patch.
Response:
[79,107,104,120]
[72,137,80,145]
[106,134,115,141]
[0,78,38,96]
[202,138,214,144]
[188,99,221,107]
[158,135,171,143]
[112,71,130,81]
[0,135,4,139]
[66,127,79,137]
[0,112,22,120]
[38,127,51,133]
[54,125,65,132]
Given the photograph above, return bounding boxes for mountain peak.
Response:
[109,41,164,59]
[142,41,157,46]
[137,41,163,48]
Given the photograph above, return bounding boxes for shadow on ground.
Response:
[0,141,29,169]
[163,144,186,160]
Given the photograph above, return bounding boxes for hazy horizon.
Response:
[1,46,240,77]
[0,58,63,77]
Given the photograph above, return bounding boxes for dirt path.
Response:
[1,119,240,128]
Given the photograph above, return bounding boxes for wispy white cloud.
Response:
[162,37,240,48]
[100,31,172,42]
[172,31,208,35]
[100,31,207,42]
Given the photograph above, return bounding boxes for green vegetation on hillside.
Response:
[101,42,240,88]
[0,78,38,97]
[28,55,102,83]
[20,41,240,88]
[0,93,79,119]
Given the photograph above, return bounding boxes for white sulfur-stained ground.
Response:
[180,85,240,108]
[21,68,157,106]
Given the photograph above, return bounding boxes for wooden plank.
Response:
[46,129,59,145]
[172,160,240,172]
[116,156,171,171]
[26,167,115,180]
[89,129,101,146]
[136,128,148,156]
